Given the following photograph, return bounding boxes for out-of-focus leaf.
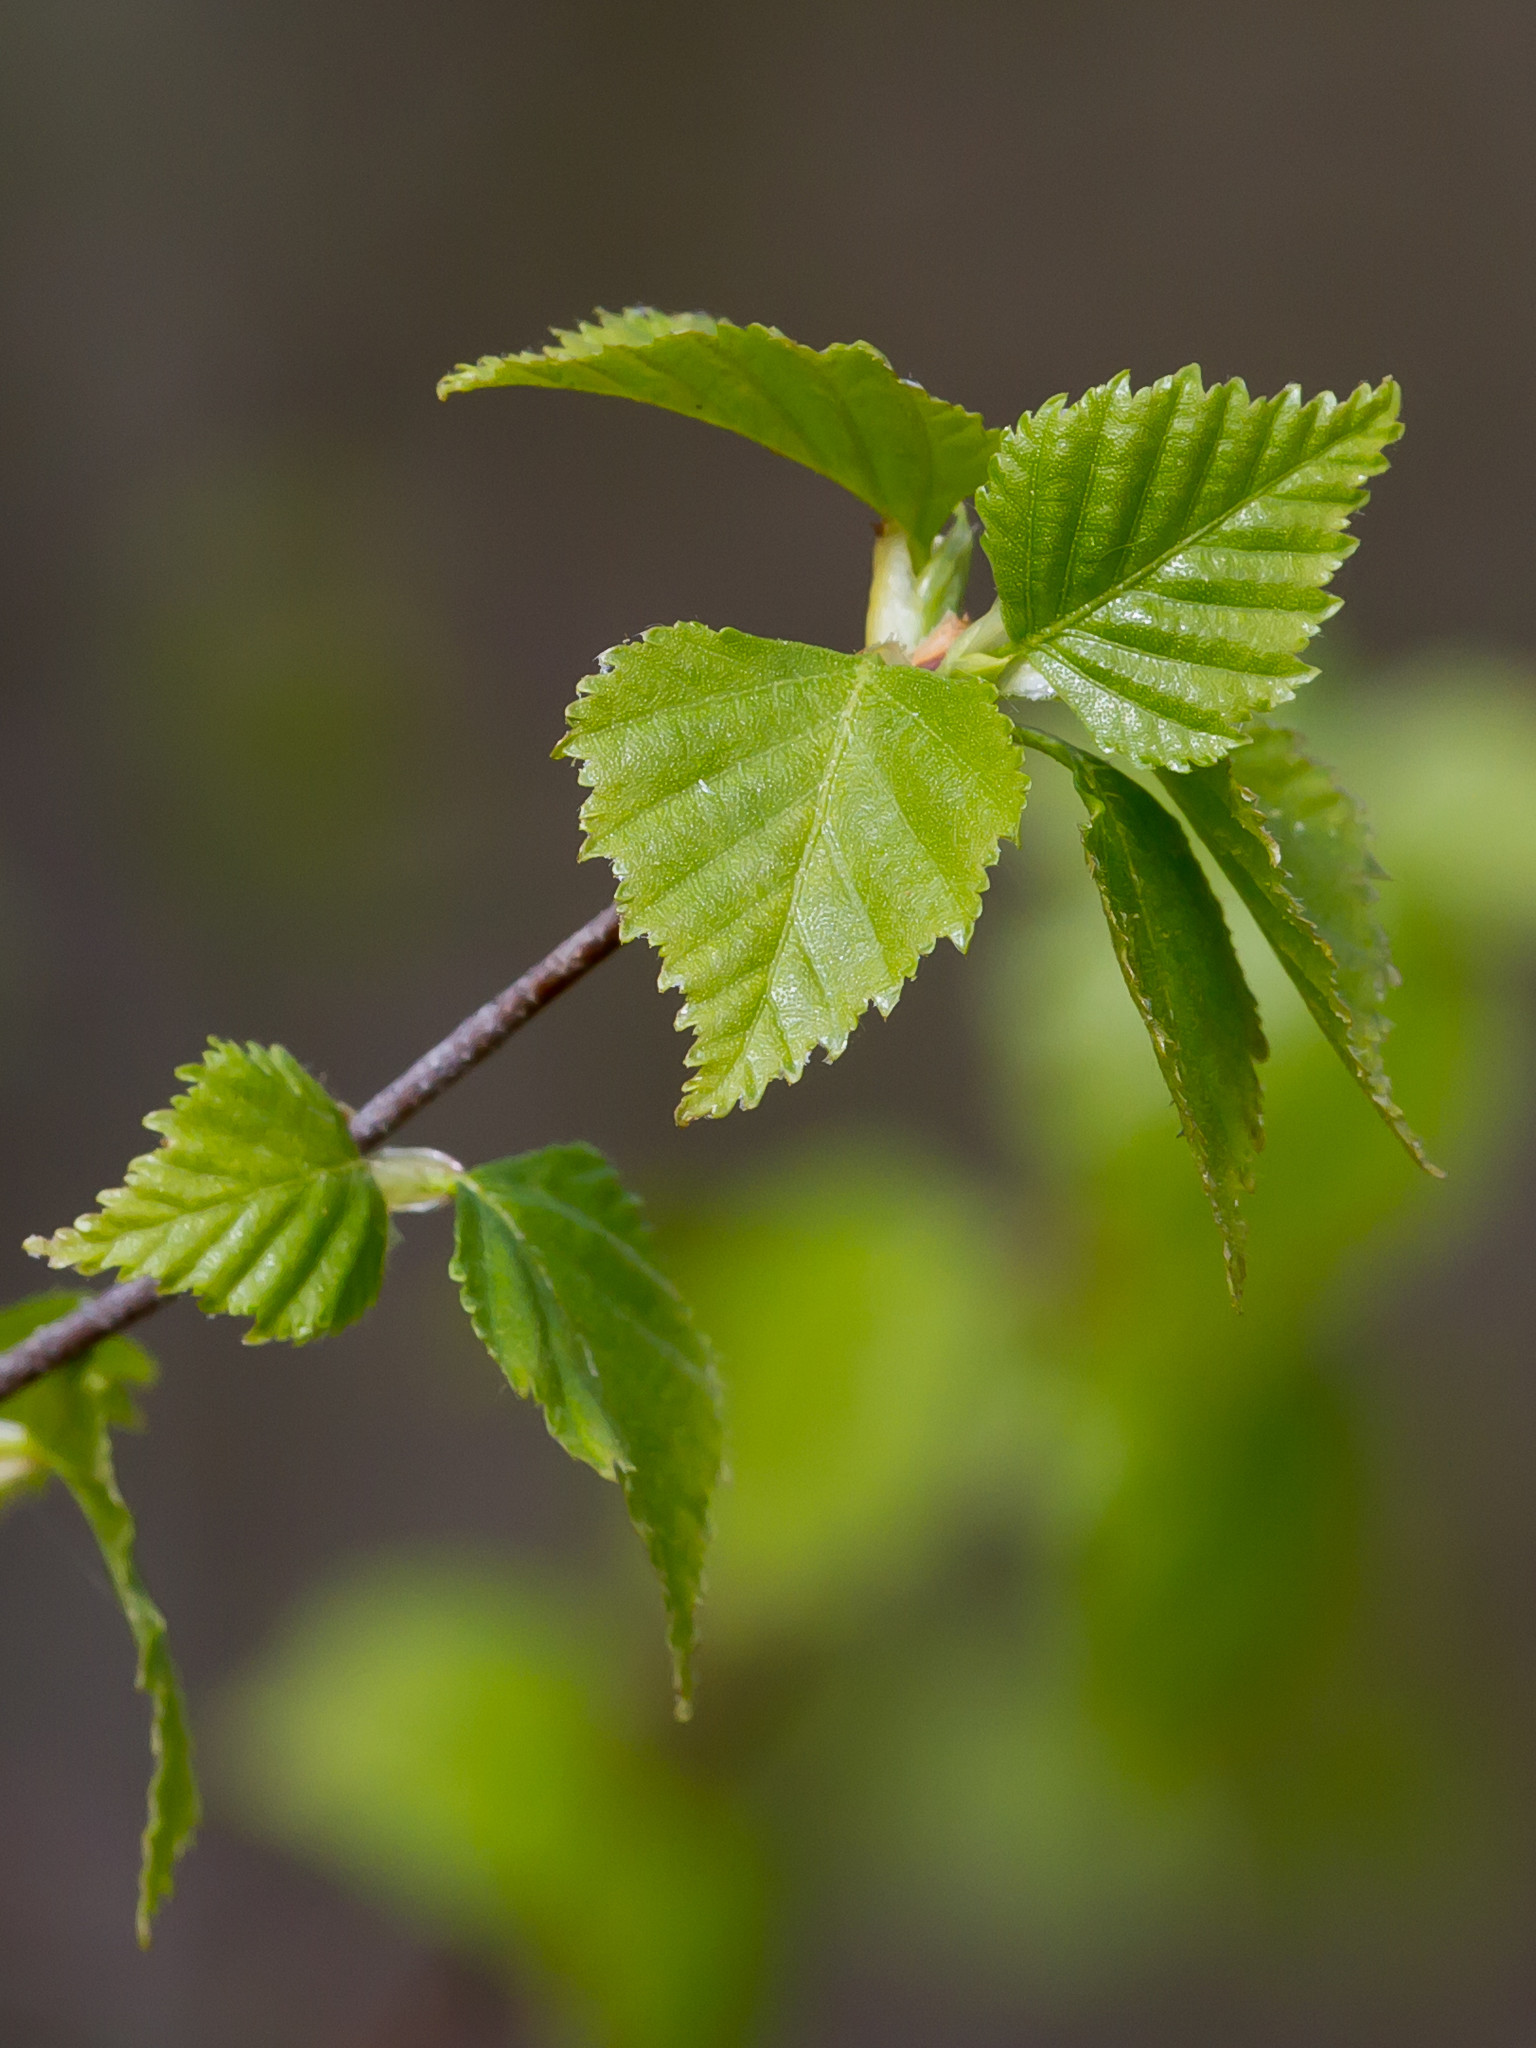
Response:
[978,371,1400,767]
[1055,745,1267,1297]
[25,1040,388,1343]
[1077,1359,1361,1759]
[440,307,998,555]
[1159,726,1432,1168]
[663,1149,1025,1642]
[0,1293,198,1944]
[1323,663,1536,937]
[561,624,1027,1121]
[223,1559,767,2048]
[452,1146,720,1712]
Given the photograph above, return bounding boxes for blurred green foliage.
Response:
[226,1566,765,2048]
[222,661,1536,2042]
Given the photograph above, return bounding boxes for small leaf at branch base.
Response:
[452,1147,721,1711]
[439,308,1000,555]
[1158,726,1435,1171]
[978,369,1402,768]
[0,1417,44,1506]
[561,623,1028,1122]
[0,1293,199,1944]
[1069,756,1267,1298]
[25,1040,389,1343]
[367,1145,464,1213]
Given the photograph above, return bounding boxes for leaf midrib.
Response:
[113,1153,367,1225]
[467,1173,669,1293]
[731,658,874,1082]
[1005,390,1384,664]
[463,1178,703,1398]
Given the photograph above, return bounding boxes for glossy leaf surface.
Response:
[452,1145,721,1709]
[0,1293,198,1943]
[1159,726,1432,1169]
[978,371,1401,767]
[561,624,1027,1121]
[441,307,999,554]
[1066,750,1267,1295]
[25,1040,387,1343]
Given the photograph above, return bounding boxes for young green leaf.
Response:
[1053,744,1267,1296]
[1158,726,1434,1170]
[0,1293,198,1944]
[560,624,1028,1121]
[451,1146,721,1711]
[977,371,1401,768]
[25,1040,388,1343]
[439,308,1000,555]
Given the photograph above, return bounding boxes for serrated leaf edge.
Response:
[440,308,1000,551]
[978,370,1402,767]
[1074,764,1266,1301]
[560,632,1028,1121]
[450,1154,720,1711]
[23,1039,386,1344]
[1167,746,1437,1172]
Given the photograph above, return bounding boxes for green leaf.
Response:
[560,623,1028,1121]
[1053,743,1267,1296]
[0,1293,199,1944]
[440,307,999,555]
[25,1039,388,1343]
[977,371,1401,767]
[366,1144,464,1212]
[1158,726,1434,1170]
[451,1145,721,1711]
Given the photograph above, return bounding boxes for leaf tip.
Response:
[669,1623,700,1720]
[1404,1132,1446,1180]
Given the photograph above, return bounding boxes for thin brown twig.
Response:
[0,903,623,1403]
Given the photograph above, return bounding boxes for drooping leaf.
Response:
[977,371,1401,768]
[440,308,999,555]
[1157,726,1434,1170]
[25,1040,388,1343]
[561,624,1028,1121]
[0,1293,198,1943]
[452,1145,721,1711]
[1048,742,1267,1296]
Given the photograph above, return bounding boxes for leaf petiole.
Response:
[1011,724,1091,774]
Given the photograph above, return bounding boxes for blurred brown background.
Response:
[1,2,1534,2043]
